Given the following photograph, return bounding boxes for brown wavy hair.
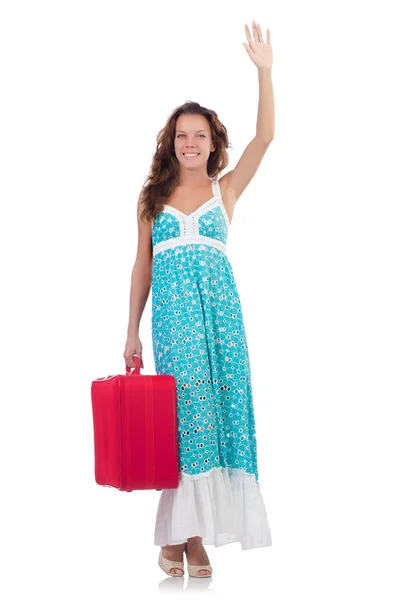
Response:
[139,101,233,223]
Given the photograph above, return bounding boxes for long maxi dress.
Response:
[150,177,272,550]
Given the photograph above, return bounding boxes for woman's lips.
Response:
[183,153,200,159]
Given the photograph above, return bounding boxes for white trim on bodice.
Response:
[152,234,228,256]
[152,179,230,257]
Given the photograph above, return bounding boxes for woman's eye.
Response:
[177,134,205,138]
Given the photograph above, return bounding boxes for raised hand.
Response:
[242,20,273,71]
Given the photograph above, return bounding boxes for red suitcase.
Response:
[91,355,180,491]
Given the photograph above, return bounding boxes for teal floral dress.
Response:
[151,178,272,550]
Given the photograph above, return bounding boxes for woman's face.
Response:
[174,114,215,169]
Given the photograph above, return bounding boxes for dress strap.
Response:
[211,178,230,228]
[212,178,221,199]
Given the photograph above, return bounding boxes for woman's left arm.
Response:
[256,68,275,142]
[224,21,275,202]
[243,21,275,142]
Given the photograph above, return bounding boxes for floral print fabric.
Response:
[151,180,260,483]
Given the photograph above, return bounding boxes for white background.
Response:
[1,0,396,597]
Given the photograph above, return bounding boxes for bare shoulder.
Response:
[218,171,237,225]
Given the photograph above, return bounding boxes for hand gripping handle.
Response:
[125,354,142,375]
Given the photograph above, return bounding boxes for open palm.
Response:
[242,20,273,70]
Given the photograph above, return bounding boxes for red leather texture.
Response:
[91,356,179,491]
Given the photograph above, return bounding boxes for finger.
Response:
[242,42,253,56]
[252,19,259,43]
[244,23,254,47]
[256,22,263,43]
[124,354,137,368]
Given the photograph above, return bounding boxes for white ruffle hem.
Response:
[154,466,272,550]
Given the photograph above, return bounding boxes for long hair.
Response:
[139,101,232,223]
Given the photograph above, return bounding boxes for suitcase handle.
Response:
[125,354,141,375]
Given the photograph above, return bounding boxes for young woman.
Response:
[123,21,275,578]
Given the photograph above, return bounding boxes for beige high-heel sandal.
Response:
[184,542,213,578]
[158,548,185,577]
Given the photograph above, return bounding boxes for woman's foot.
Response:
[160,543,185,576]
[185,536,212,577]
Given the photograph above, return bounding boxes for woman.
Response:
[123,21,275,578]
